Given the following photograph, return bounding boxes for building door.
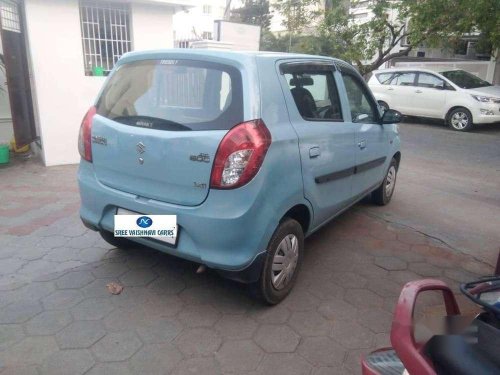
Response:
[0,0,36,147]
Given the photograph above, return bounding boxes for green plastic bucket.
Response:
[0,143,9,164]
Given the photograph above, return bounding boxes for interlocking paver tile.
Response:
[0,366,40,375]
[119,268,158,287]
[0,336,58,367]
[91,262,129,278]
[216,340,263,372]
[0,300,42,323]
[249,305,291,325]
[344,288,383,309]
[288,310,333,337]
[25,310,72,335]
[0,324,25,351]
[55,270,95,289]
[254,324,300,353]
[214,314,258,339]
[175,328,222,357]
[56,320,106,349]
[357,308,393,334]
[148,275,186,295]
[332,272,368,289]
[318,299,357,321]
[136,318,183,344]
[257,353,313,375]
[39,349,95,375]
[172,357,221,375]
[129,343,183,374]
[375,256,407,271]
[91,331,142,361]
[297,336,346,367]
[177,304,221,327]
[86,362,133,375]
[330,320,374,349]
[71,297,114,321]
[42,289,84,310]
[409,262,442,277]
[283,288,320,312]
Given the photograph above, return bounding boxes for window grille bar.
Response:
[79,1,131,76]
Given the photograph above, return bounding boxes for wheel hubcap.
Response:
[271,234,299,290]
[385,166,396,197]
[451,112,469,130]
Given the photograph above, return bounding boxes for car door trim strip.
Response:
[314,156,387,184]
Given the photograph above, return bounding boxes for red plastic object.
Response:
[390,279,460,375]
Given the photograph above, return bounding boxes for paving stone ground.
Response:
[0,159,494,374]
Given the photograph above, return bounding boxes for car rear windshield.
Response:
[96,59,243,131]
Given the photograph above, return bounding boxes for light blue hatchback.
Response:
[78,50,401,304]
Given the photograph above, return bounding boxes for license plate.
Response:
[114,208,177,245]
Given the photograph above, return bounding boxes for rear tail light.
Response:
[78,106,96,162]
[210,119,272,189]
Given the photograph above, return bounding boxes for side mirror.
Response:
[380,109,402,124]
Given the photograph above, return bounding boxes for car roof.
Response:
[119,49,343,65]
[373,66,461,74]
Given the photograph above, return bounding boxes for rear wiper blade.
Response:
[112,116,192,131]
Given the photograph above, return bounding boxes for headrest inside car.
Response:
[290,77,314,87]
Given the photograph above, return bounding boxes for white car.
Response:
[368,68,500,131]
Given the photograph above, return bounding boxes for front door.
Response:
[412,72,448,118]
[279,61,357,228]
[339,68,388,198]
[0,0,36,147]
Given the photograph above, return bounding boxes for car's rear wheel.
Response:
[447,107,473,131]
[372,158,398,206]
[378,100,389,113]
[99,230,136,249]
[255,218,304,305]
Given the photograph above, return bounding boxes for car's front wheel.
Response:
[256,218,304,305]
[447,107,473,131]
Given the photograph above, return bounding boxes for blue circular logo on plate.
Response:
[136,216,153,228]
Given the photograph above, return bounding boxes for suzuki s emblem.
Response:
[136,142,146,154]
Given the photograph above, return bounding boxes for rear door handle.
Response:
[415,90,423,93]
[309,146,320,158]
[387,87,394,91]
[358,140,367,149]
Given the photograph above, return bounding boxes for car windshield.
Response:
[440,70,491,89]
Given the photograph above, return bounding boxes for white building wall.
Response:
[23,0,174,166]
[173,0,227,41]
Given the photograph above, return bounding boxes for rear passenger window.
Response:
[391,72,416,86]
[283,69,342,121]
[341,73,378,123]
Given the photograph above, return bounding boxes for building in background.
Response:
[0,0,193,166]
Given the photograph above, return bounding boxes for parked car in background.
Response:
[78,50,401,304]
[368,68,500,131]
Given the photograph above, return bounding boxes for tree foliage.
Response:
[230,0,273,31]
[263,0,500,75]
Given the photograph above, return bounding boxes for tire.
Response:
[99,230,136,249]
[378,101,389,113]
[255,218,304,305]
[447,107,473,131]
[372,158,398,206]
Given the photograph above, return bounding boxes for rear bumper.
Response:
[78,160,278,282]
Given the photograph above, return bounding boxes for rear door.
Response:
[413,72,448,117]
[91,59,243,206]
[338,65,388,198]
[279,61,357,227]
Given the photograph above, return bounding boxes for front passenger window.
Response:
[283,70,342,121]
[341,73,378,123]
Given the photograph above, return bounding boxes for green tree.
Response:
[267,0,499,75]
[230,0,273,30]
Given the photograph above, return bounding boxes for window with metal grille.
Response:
[0,0,21,33]
[79,1,132,76]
